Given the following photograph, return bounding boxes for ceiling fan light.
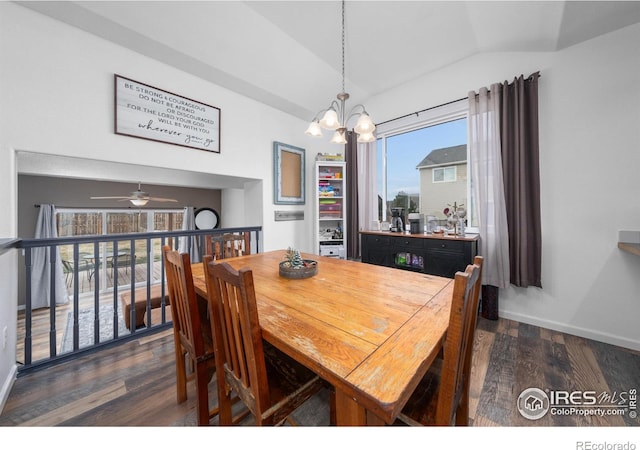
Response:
[130,198,148,207]
[354,112,375,134]
[305,120,323,137]
[319,108,339,130]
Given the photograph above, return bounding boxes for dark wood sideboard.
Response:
[360,231,479,278]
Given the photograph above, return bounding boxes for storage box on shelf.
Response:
[314,160,346,259]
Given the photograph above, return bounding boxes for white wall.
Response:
[0,3,324,406]
[367,24,640,350]
[0,146,18,413]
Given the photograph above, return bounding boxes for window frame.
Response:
[375,99,477,233]
[432,166,457,183]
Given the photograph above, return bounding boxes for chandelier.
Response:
[305,0,375,144]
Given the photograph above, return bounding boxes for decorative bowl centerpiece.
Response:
[279,248,317,279]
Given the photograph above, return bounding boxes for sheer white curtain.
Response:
[468,87,510,288]
[31,204,69,309]
[179,206,201,262]
[357,141,378,240]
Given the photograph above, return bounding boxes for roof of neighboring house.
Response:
[416,144,467,169]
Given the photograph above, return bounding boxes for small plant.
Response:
[282,247,316,268]
[283,247,305,268]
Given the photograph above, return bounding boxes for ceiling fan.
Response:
[90,182,178,206]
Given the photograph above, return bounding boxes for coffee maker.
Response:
[390,207,405,232]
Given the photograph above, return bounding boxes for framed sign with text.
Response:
[114,74,220,152]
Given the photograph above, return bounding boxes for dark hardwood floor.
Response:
[1,317,638,427]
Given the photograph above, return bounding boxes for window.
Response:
[433,166,457,183]
[56,208,184,290]
[376,99,475,231]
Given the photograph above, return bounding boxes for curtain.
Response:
[31,204,69,309]
[500,73,542,287]
[357,140,378,258]
[179,206,201,263]
[468,86,511,289]
[345,131,359,259]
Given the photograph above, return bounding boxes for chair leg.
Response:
[455,394,470,426]
[329,387,336,426]
[216,373,234,425]
[175,345,188,404]
[195,360,211,426]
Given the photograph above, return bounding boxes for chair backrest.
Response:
[220,232,251,258]
[462,256,483,381]
[204,232,251,260]
[162,245,207,359]
[204,260,271,417]
[434,261,481,425]
[204,235,223,260]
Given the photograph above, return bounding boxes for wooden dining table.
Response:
[190,249,454,426]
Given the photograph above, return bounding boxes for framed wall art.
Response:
[273,141,305,205]
[114,74,220,153]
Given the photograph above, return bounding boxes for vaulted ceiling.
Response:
[20,1,640,123]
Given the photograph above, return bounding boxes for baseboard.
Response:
[0,363,18,415]
[499,310,640,352]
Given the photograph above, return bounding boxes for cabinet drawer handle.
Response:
[441,244,446,248]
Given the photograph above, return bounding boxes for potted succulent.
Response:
[279,247,318,279]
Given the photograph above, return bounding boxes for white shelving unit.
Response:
[314,160,347,259]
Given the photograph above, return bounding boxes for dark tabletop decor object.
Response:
[279,248,317,279]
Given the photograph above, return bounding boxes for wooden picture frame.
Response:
[273,141,305,205]
[114,74,220,153]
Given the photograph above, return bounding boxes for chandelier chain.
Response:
[341,0,345,94]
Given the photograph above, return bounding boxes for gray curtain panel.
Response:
[179,206,201,263]
[499,72,542,288]
[31,204,69,309]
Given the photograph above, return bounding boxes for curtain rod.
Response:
[375,96,467,127]
[376,71,541,127]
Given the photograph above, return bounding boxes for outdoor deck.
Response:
[17,261,167,365]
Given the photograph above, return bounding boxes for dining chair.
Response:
[204,235,223,260]
[203,258,325,426]
[162,245,217,426]
[396,256,483,426]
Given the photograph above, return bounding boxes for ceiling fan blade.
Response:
[91,183,177,203]
[90,196,131,200]
[148,197,178,202]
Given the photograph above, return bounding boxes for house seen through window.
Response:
[377,101,473,231]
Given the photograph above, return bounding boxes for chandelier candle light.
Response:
[305,0,376,144]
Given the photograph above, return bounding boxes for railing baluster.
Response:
[72,243,80,351]
[112,240,119,339]
[145,238,152,327]
[24,248,33,366]
[48,244,57,357]
[93,241,100,346]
